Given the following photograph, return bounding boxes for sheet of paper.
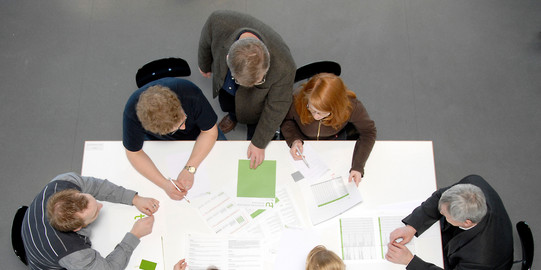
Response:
[340,216,416,261]
[275,186,304,228]
[166,152,210,200]
[289,143,329,183]
[195,192,252,234]
[304,176,363,225]
[237,159,276,208]
[186,233,263,270]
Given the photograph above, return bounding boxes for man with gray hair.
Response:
[386,175,513,269]
[198,10,296,169]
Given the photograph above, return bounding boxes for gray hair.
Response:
[438,184,487,223]
[226,37,270,86]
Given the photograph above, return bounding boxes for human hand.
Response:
[247,142,265,169]
[162,178,187,201]
[389,225,417,245]
[130,215,154,239]
[176,169,194,191]
[199,67,211,78]
[289,140,304,160]
[348,170,362,186]
[385,242,414,265]
[173,259,188,270]
[132,194,160,216]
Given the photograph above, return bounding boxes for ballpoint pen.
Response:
[295,145,310,168]
[168,178,191,203]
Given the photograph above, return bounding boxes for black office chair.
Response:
[294,61,341,83]
[514,221,534,270]
[11,206,28,265]
[135,57,191,88]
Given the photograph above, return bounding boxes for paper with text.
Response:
[340,216,416,261]
[195,192,251,234]
[289,143,329,183]
[186,233,263,270]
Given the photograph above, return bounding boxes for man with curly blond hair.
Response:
[123,77,218,200]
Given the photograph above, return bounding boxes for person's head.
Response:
[306,245,345,270]
[46,189,103,232]
[438,184,487,228]
[295,73,357,129]
[136,85,187,135]
[226,37,270,87]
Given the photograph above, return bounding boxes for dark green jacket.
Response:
[198,10,296,148]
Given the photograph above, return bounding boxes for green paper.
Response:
[139,259,157,270]
[237,159,276,198]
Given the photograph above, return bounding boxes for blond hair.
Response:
[46,189,88,232]
[306,245,345,270]
[136,85,183,135]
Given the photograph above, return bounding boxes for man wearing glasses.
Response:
[123,77,218,200]
[198,10,296,169]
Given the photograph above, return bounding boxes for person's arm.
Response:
[125,149,185,200]
[349,99,377,177]
[280,104,306,148]
[58,216,154,270]
[198,12,214,74]
[176,124,218,189]
[248,71,295,169]
[403,187,448,236]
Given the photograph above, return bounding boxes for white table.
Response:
[81,140,443,269]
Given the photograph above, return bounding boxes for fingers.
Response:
[174,259,187,270]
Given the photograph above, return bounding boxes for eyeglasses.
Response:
[306,104,331,119]
[168,113,187,136]
[233,73,266,86]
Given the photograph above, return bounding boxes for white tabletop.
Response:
[81,140,443,270]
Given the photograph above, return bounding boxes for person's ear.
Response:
[463,219,475,228]
[73,226,83,232]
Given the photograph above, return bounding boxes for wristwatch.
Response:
[184,165,197,174]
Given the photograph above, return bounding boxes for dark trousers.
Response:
[219,89,256,140]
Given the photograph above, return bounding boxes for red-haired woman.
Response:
[280,73,377,186]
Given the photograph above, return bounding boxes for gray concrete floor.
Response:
[1,0,540,268]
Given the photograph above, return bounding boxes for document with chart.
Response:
[339,216,416,261]
[303,176,363,225]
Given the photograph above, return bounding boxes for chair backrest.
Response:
[11,206,28,265]
[294,61,341,83]
[515,221,534,270]
[135,58,191,88]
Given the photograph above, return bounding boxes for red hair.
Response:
[294,73,356,129]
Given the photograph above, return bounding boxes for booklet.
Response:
[236,159,276,208]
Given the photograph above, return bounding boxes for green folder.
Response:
[237,159,276,198]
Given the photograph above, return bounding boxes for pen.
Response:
[295,145,310,168]
[168,178,191,203]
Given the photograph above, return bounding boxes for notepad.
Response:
[237,159,276,208]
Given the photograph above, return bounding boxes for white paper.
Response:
[195,192,252,234]
[186,233,263,270]
[304,176,363,225]
[340,216,416,261]
[289,143,329,183]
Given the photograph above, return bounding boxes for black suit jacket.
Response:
[403,175,513,270]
